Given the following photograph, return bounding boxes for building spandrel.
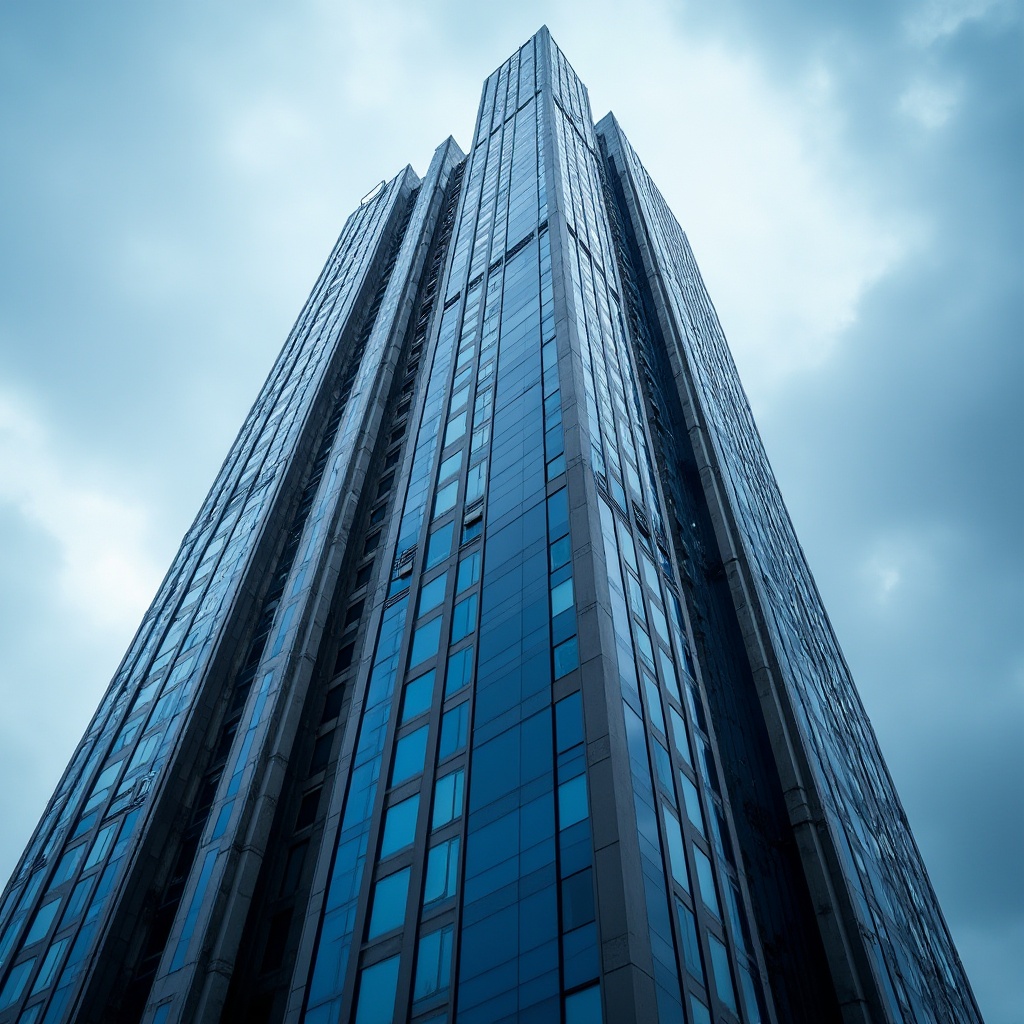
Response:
[0,26,980,1024]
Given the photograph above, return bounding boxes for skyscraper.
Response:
[0,25,981,1024]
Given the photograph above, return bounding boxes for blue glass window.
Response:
[558,774,588,828]
[433,480,459,519]
[450,593,478,643]
[554,636,579,679]
[643,672,665,733]
[391,726,429,786]
[547,453,566,480]
[466,461,487,502]
[669,706,691,765]
[688,993,712,1024]
[663,809,690,891]
[380,794,419,857]
[456,550,481,592]
[565,983,602,1023]
[413,924,454,1000]
[24,898,61,944]
[60,876,93,925]
[84,822,117,870]
[676,899,705,982]
[410,616,442,667]
[549,534,572,571]
[445,646,474,696]
[681,774,705,835]
[0,957,34,1010]
[50,851,81,893]
[438,703,469,760]
[694,846,721,917]
[726,881,750,953]
[30,935,68,995]
[444,411,467,447]
[368,867,410,938]
[353,954,401,1024]
[708,933,739,1014]
[432,769,465,829]
[627,573,645,618]
[418,574,448,617]
[659,648,680,701]
[740,965,765,1024]
[426,523,454,570]
[402,670,436,723]
[555,691,584,751]
[550,577,574,616]
[547,487,569,538]
[653,740,673,794]
[438,450,463,483]
[635,627,655,671]
[561,868,595,930]
[423,836,460,905]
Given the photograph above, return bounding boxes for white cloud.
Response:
[0,390,161,632]
[904,0,1009,46]
[899,78,962,128]
[558,0,912,397]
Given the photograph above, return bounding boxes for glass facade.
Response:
[0,26,980,1024]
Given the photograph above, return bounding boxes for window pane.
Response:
[25,898,61,945]
[418,574,448,616]
[561,868,595,930]
[410,617,442,667]
[550,577,574,616]
[392,726,429,786]
[402,671,436,723]
[549,535,572,571]
[694,846,720,917]
[565,983,602,1024]
[380,794,419,858]
[466,462,487,502]
[708,934,739,1013]
[555,691,584,752]
[450,593,478,643]
[438,704,469,760]
[433,480,459,519]
[426,523,454,569]
[688,994,712,1024]
[740,965,765,1024]
[0,957,34,1010]
[30,936,68,995]
[438,450,463,483]
[643,672,665,732]
[653,740,673,793]
[354,954,401,1024]
[676,900,705,982]
[682,774,705,835]
[456,550,481,592]
[445,646,474,696]
[553,636,579,679]
[547,487,569,538]
[558,774,588,828]
[444,411,467,446]
[663,809,689,891]
[423,836,460,905]
[368,868,410,939]
[432,769,465,829]
[413,924,454,1000]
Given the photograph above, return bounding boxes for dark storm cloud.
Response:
[672,0,1023,1018]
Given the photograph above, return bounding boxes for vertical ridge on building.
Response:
[0,27,980,1024]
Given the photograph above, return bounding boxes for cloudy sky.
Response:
[0,1,1020,1018]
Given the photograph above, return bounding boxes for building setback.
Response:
[0,27,981,1024]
